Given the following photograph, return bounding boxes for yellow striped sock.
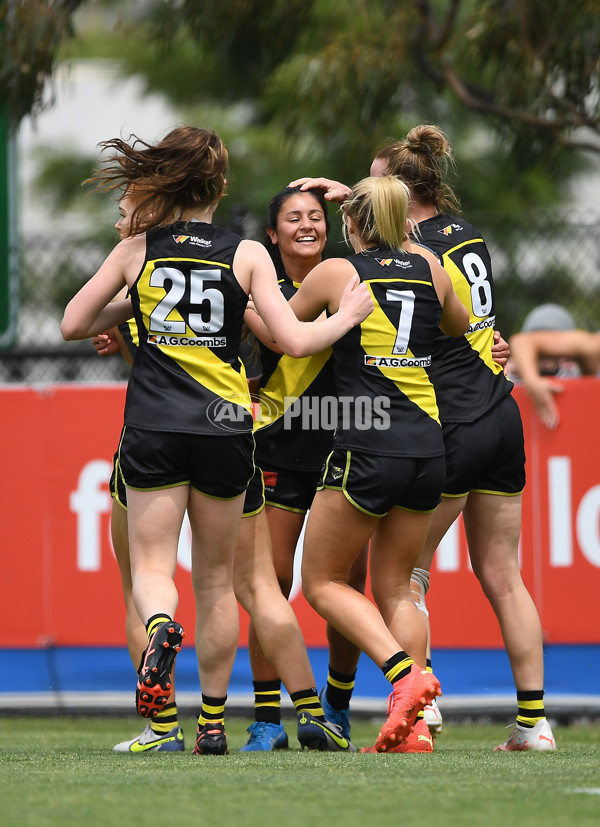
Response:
[146,614,172,640]
[291,689,324,719]
[516,691,545,727]
[382,652,413,684]
[151,702,178,734]
[325,667,356,709]
[198,696,226,727]
[253,680,281,724]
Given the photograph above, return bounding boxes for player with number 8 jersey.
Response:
[369,124,554,752]
[416,214,512,423]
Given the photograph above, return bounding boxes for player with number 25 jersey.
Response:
[124,222,253,436]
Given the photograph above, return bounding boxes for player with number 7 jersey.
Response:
[330,245,449,458]
[297,174,468,753]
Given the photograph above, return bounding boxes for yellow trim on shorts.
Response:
[320,450,383,517]
[242,502,265,518]
[190,485,247,501]
[469,487,523,497]
[342,487,385,517]
[391,503,438,514]
[111,457,128,511]
[443,488,524,498]
[124,481,245,501]
[319,484,385,518]
[264,499,307,515]
[125,481,189,493]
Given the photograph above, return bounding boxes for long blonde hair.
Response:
[342,175,409,250]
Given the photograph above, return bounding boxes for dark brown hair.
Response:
[374,124,461,214]
[87,126,228,236]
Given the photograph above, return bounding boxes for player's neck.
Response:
[178,206,216,224]
[281,254,321,284]
[409,203,437,224]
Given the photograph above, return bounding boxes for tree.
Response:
[131,0,599,162]
[412,0,600,156]
[0,0,84,131]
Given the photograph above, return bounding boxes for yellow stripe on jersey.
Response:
[137,258,252,411]
[160,340,252,411]
[125,318,139,348]
[363,279,440,423]
[254,348,332,432]
[440,240,503,377]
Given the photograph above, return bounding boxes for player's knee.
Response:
[410,567,430,617]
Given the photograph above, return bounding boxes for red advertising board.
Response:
[2,380,599,649]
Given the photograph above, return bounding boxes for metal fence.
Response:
[2,209,599,383]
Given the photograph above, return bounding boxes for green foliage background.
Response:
[7,0,600,361]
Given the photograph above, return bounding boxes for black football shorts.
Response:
[319,447,445,517]
[119,426,254,499]
[441,394,525,497]
[242,466,266,516]
[109,447,127,509]
[261,464,323,514]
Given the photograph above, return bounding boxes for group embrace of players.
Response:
[61,123,556,755]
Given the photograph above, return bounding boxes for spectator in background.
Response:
[508,303,600,430]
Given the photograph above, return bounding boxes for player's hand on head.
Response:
[288,177,351,203]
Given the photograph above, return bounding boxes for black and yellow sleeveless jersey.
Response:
[332,247,444,458]
[118,317,138,361]
[253,273,336,471]
[124,221,253,435]
[415,214,513,423]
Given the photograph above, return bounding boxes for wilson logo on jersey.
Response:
[172,235,190,243]
[439,223,463,236]
[364,355,432,368]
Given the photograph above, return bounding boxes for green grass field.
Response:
[1,716,599,826]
